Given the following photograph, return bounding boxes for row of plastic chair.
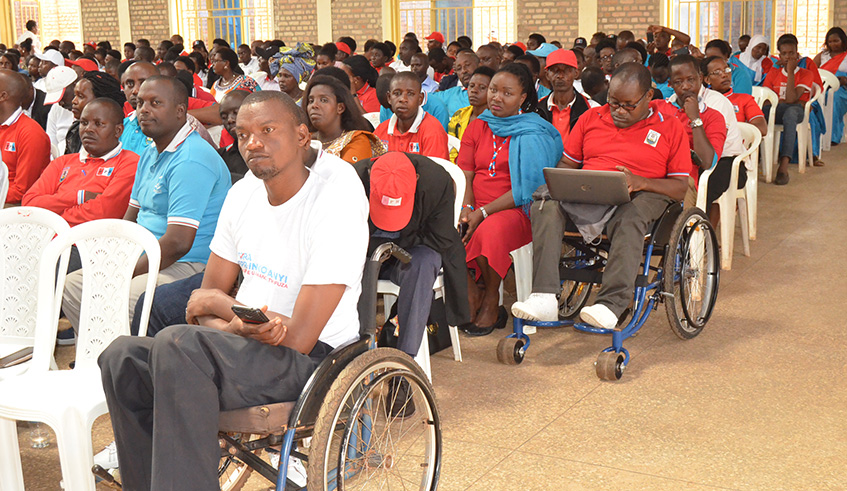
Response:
[0,161,8,207]
[0,208,160,491]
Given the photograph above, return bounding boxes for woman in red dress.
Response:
[457,63,563,335]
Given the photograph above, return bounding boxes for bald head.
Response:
[0,70,28,107]
[612,48,642,68]
[122,61,160,109]
[610,62,652,93]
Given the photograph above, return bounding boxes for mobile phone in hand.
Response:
[231,305,270,324]
[647,32,654,43]
[673,46,690,57]
[458,222,469,238]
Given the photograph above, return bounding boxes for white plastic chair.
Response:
[696,122,762,270]
[771,84,821,175]
[819,69,839,153]
[0,207,70,380]
[752,86,778,183]
[378,157,465,377]
[447,134,461,155]
[0,219,160,491]
[363,112,382,129]
[0,160,8,206]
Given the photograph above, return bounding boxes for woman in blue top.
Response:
[457,63,563,335]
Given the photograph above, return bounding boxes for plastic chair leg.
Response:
[414,329,432,382]
[54,413,97,491]
[746,171,758,241]
[798,124,807,173]
[737,197,750,257]
[0,417,24,490]
[448,325,462,362]
[719,192,736,270]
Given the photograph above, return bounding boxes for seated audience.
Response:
[353,152,469,360]
[210,47,259,102]
[216,89,250,181]
[581,66,609,104]
[814,27,847,144]
[537,49,598,144]
[0,70,51,204]
[738,35,773,85]
[477,44,502,70]
[369,42,392,73]
[411,52,438,92]
[65,71,126,155]
[515,53,551,100]
[44,66,78,155]
[305,75,385,163]
[702,55,768,137]
[377,72,449,130]
[272,44,316,104]
[763,34,818,185]
[22,98,137,226]
[457,63,562,335]
[99,90,367,490]
[704,39,753,95]
[432,50,479,115]
[62,76,231,334]
[375,72,448,159]
[342,55,381,112]
[448,66,495,161]
[511,64,689,329]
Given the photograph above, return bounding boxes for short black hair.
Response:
[610,62,652,93]
[447,41,462,52]
[385,40,398,57]
[97,41,112,51]
[107,49,122,60]
[457,36,472,48]
[124,42,136,50]
[428,48,446,63]
[174,55,196,72]
[705,39,732,57]
[319,42,338,58]
[84,97,125,125]
[25,20,36,31]
[596,38,617,53]
[700,55,724,77]
[529,33,546,45]
[144,75,189,106]
[648,52,669,68]
[739,34,751,42]
[581,66,606,95]
[514,54,540,76]
[371,42,391,57]
[626,41,648,64]
[159,40,174,50]
[391,71,422,91]
[338,36,357,53]
[777,33,799,49]
[312,66,350,89]
[213,38,230,48]
[363,39,378,54]
[506,45,524,59]
[136,39,150,47]
[242,90,306,126]
[471,66,496,79]
[668,53,699,73]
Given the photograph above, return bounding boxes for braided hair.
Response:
[496,62,538,114]
[82,70,126,106]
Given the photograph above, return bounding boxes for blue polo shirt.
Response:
[430,86,469,118]
[120,114,153,156]
[129,123,231,264]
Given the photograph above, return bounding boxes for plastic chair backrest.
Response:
[427,156,466,226]
[737,122,763,160]
[30,219,161,372]
[0,208,70,343]
[0,160,7,205]
[363,112,382,129]
[447,135,461,154]
[820,70,839,102]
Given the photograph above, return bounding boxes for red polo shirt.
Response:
[655,100,727,181]
[374,107,449,159]
[563,102,690,180]
[0,109,51,204]
[357,84,381,113]
[725,91,765,124]
[763,67,816,102]
[22,146,138,226]
[546,92,595,145]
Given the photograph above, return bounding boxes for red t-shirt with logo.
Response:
[763,67,816,102]
[0,112,51,203]
[726,91,765,124]
[374,111,448,159]
[563,102,691,180]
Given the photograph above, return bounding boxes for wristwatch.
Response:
[480,206,489,219]
[689,118,704,129]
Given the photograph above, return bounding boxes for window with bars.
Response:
[174,0,273,48]
[667,0,830,56]
[394,0,515,47]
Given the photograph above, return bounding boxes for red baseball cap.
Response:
[369,153,417,232]
[85,42,96,49]
[335,41,351,55]
[66,58,99,72]
[513,42,527,52]
[425,32,445,44]
[545,49,578,69]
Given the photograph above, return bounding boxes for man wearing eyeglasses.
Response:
[510,63,690,330]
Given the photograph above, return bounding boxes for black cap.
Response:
[573,37,587,49]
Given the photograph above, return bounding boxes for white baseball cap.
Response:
[43,66,78,105]
[34,49,65,68]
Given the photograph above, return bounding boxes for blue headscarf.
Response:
[478,110,563,207]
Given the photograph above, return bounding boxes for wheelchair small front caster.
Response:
[497,337,526,365]
[595,351,625,380]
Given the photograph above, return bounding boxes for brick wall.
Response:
[835,0,847,28]
[129,0,170,44]
[275,0,318,43]
[79,0,120,46]
[596,0,661,39]
[331,0,382,47]
[40,0,83,46]
[517,0,580,44]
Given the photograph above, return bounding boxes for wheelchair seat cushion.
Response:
[218,401,295,434]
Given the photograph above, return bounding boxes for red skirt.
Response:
[465,207,531,280]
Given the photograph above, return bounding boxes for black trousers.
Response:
[99,325,330,490]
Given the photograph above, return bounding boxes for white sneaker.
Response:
[270,452,307,487]
[579,304,618,330]
[510,293,558,322]
[93,441,118,470]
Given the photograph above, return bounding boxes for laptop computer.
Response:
[543,168,632,205]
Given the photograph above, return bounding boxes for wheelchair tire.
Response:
[558,244,595,319]
[496,337,526,365]
[595,351,625,381]
[307,347,441,491]
[663,208,720,339]
[218,433,255,491]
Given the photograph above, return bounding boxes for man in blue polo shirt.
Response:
[61,75,231,335]
[430,50,478,116]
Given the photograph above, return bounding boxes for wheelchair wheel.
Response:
[497,337,526,365]
[663,208,719,339]
[308,347,441,491]
[558,244,596,319]
[218,433,255,491]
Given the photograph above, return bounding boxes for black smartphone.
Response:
[231,305,270,324]
[673,46,690,57]
[458,222,468,238]
[647,32,654,43]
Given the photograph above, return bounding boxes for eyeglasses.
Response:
[600,54,614,61]
[707,67,732,77]
[608,89,650,112]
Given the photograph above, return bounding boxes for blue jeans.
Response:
[131,272,204,336]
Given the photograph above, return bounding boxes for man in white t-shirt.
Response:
[98,91,369,490]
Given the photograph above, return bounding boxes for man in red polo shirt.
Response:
[23,98,137,226]
[375,72,448,159]
[538,49,598,145]
[0,70,51,204]
[511,64,689,330]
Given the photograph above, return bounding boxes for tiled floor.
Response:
[14,145,847,490]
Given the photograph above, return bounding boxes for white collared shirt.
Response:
[1,107,23,127]
[387,106,425,135]
[79,142,123,162]
[669,86,745,158]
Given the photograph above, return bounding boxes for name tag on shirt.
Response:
[4,142,16,152]
[644,130,661,148]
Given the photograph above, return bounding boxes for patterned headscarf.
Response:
[269,43,316,83]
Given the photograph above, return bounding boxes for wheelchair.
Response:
[496,203,720,381]
[93,243,441,490]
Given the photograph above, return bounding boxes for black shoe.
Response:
[775,171,789,185]
[386,377,415,418]
[56,329,76,346]
[493,306,508,329]
[461,306,508,336]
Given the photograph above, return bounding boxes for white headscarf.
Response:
[739,34,770,83]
